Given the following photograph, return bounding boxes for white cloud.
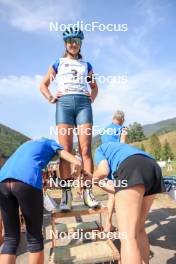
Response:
[0,75,42,99]
[0,74,57,138]
[93,67,176,127]
[85,0,172,76]
[136,0,169,27]
[0,67,175,138]
[0,0,83,32]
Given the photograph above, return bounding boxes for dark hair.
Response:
[63,49,82,59]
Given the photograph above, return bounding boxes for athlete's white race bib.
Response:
[54,58,91,96]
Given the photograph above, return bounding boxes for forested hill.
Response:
[0,124,30,158]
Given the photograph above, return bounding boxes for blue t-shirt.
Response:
[101,123,125,143]
[0,138,64,189]
[95,142,154,180]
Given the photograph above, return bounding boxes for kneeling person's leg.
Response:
[0,181,20,255]
[115,185,145,264]
[13,182,44,253]
[0,210,3,246]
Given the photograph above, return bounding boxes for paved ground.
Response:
[1,193,176,263]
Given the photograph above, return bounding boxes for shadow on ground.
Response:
[146,207,176,263]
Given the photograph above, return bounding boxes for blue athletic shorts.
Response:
[56,95,93,126]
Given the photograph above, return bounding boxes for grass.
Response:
[133,130,176,157]
[162,161,176,176]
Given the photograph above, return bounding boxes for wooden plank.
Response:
[49,240,120,264]
[52,205,108,218]
[55,221,100,234]
[51,204,108,248]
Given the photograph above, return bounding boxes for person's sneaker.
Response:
[59,188,72,211]
[83,187,100,208]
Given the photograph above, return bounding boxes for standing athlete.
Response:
[40,27,100,210]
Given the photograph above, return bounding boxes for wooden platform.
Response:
[49,240,120,264]
[51,203,108,247]
[49,203,120,263]
[51,204,108,218]
[55,221,101,234]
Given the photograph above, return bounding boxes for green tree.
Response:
[127,122,146,143]
[149,134,162,160]
[161,139,174,160]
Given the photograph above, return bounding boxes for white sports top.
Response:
[52,58,93,96]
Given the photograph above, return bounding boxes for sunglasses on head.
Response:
[65,38,82,45]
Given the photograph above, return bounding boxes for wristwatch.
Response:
[48,95,54,102]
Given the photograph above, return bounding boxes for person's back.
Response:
[0,138,63,189]
[0,138,81,264]
[101,110,127,144]
[95,142,153,179]
[93,141,165,264]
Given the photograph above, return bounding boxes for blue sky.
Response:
[0,0,176,139]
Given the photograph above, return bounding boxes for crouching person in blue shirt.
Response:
[83,142,165,264]
[0,138,82,264]
[101,110,127,232]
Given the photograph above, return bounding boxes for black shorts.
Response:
[113,155,166,196]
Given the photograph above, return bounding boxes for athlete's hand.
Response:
[88,94,95,103]
[82,170,93,181]
[89,96,94,103]
[48,95,58,104]
[71,162,82,179]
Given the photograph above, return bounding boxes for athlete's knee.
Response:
[27,232,44,253]
[120,235,138,246]
[81,145,91,158]
[1,234,20,254]
[120,228,139,241]
[61,144,72,152]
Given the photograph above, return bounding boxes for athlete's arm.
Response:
[40,67,58,103]
[120,127,127,143]
[87,70,98,103]
[93,160,110,180]
[83,160,115,194]
[57,149,82,177]
[57,150,82,166]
